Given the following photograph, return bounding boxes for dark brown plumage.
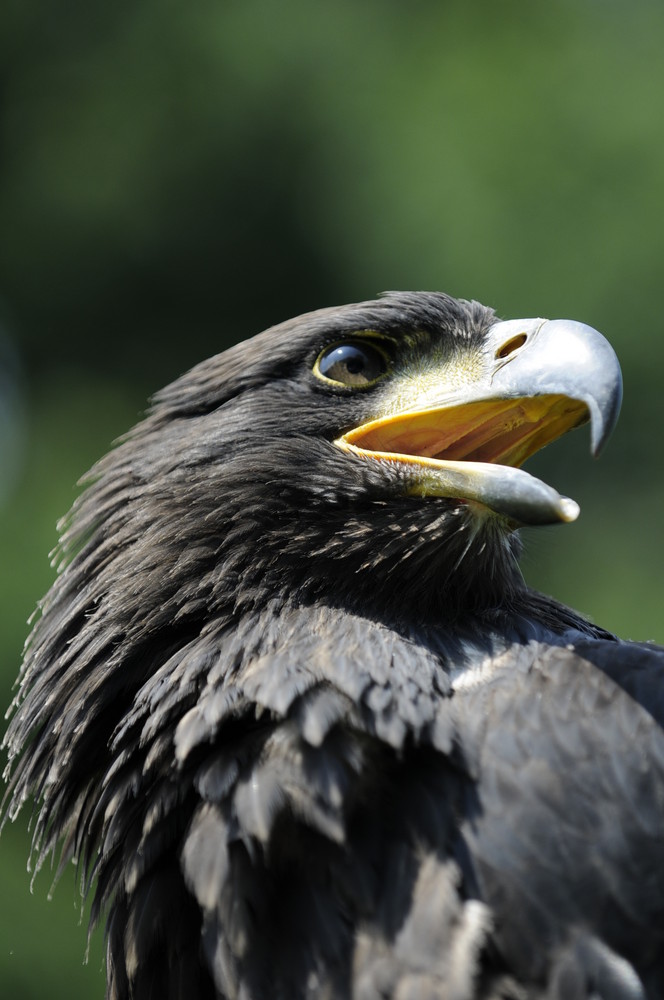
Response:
[4,291,663,1000]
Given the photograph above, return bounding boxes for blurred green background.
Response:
[1,1,663,996]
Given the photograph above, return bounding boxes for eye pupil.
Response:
[316,340,389,387]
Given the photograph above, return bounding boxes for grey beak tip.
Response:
[587,347,623,457]
[489,316,624,458]
[534,319,623,459]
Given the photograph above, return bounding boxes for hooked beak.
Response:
[334,318,622,527]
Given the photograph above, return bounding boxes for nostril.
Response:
[495,333,527,359]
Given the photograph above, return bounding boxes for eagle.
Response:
[4,291,664,1000]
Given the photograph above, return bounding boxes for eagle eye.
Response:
[314,338,390,388]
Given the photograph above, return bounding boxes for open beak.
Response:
[334,318,622,527]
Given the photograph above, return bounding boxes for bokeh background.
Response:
[1,1,663,996]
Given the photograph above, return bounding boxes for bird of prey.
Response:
[4,291,664,1000]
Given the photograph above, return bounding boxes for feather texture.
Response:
[3,292,661,999]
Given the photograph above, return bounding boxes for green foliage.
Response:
[1,2,663,996]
